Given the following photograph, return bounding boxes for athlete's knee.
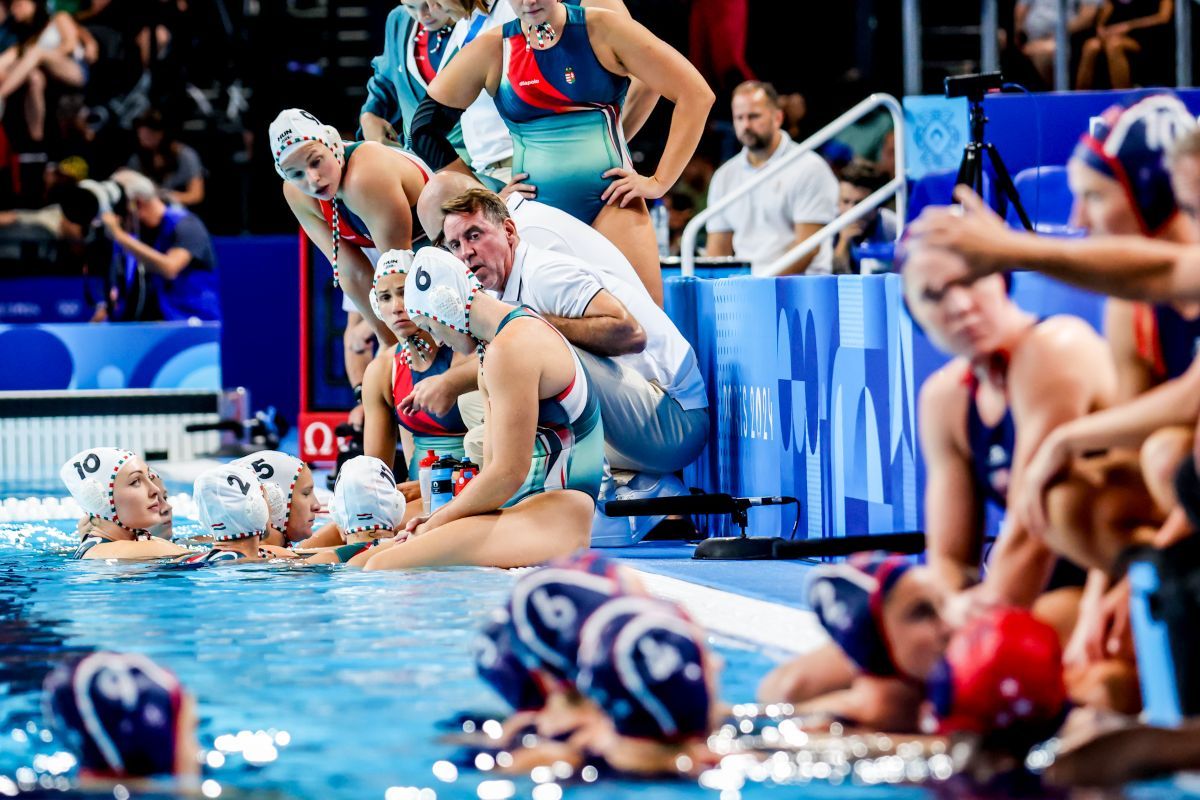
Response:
[1081,37,1103,56]
[27,67,45,91]
[1141,428,1192,508]
[1044,477,1092,545]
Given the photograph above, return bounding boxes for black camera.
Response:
[944,71,1003,101]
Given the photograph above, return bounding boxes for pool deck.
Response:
[152,457,827,658]
[598,541,827,657]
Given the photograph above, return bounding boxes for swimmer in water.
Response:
[771,555,952,732]
[60,447,188,560]
[363,248,604,570]
[573,595,721,777]
[305,455,407,565]
[43,651,200,784]
[271,107,432,344]
[179,464,296,564]
[231,450,323,548]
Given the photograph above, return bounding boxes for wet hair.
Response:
[840,159,890,193]
[732,80,781,109]
[440,188,511,230]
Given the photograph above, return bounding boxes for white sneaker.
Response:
[596,472,688,547]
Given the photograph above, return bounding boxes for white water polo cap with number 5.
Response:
[232,451,305,530]
[194,464,270,542]
[59,447,139,525]
[331,456,405,536]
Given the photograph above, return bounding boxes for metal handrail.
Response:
[679,93,906,278]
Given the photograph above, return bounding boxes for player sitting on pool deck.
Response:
[60,448,188,560]
[43,652,201,784]
[180,465,297,565]
[426,186,708,479]
[363,247,603,570]
[359,249,471,485]
[305,456,407,566]
[231,450,323,548]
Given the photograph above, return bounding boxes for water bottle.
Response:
[651,199,670,257]
[428,455,459,512]
[418,450,438,513]
[454,458,478,496]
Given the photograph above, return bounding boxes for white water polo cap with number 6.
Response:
[233,451,306,530]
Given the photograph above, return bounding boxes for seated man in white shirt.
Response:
[706,81,839,276]
[415,177,709,483]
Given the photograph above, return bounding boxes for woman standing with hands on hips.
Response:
[411,0,713,306]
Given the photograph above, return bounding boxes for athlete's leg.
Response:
[1076,36,1104,90]
[1043,456,1160,573]
[362,490,593,570]
[591,200,663,307]
[22,67,45,142]
[1139,425,1193,513]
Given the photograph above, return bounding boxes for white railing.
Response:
[679,93,906,278]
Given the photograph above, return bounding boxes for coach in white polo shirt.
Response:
[706,81,839,276]
[417,178,709,475]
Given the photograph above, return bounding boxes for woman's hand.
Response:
[600,168,665,208]
[1014,431,1073,539]
[498,172,537,201]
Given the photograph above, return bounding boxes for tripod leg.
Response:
[985,143,1034,231]
[955,144,980,198]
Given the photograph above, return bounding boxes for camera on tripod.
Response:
[944,71,1003,101]
[943,71,1032,231]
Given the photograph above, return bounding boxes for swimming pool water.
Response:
[3,500,1197,800]
[0,513,801,800]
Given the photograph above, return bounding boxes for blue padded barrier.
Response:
[663,271,1107,541]
[907,169,992,222]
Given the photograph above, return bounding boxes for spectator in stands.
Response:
[833,159,898,274]
[0,0,96,143]
[664,190,695,256]
[126,109,205,208]
[706,81,838,276]
[778,91,808,141]
[1076,0,1173,89]
[1016,0,1101,88]
[98,169,219,322]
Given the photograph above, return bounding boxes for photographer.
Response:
[95,170,220,322]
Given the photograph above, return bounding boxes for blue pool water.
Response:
[3,496,1198,800]
[0,511,800,800]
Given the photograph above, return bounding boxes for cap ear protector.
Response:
[60,448,142,531]
[194,464,270,541]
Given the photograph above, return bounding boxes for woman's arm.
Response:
[342,143,414,251]
[1104,299,1156,403]
[168,175,205,207]
[413,29,501,169]
[362,352,398,462]
[589,10,714,206]
[918,367,986,591]
[1112,0,1173,32]
[418,344,539,529]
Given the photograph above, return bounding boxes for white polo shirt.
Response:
[706,133,838,275]
[444,0,515,172]
[495,232,708,412]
